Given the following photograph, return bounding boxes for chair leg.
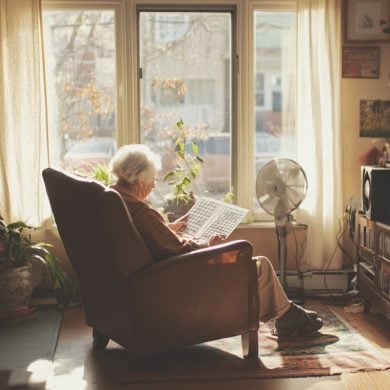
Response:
[241,330,258,358]
[92,328,110,350]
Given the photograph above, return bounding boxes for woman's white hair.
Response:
[109,144,161,184]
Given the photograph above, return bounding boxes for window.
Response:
[186,79,215,106]
[42,1,296,221]
[139,9,233,206]
[43,7,118,174]
[255,73,265,107]
[253,9,296,217]
[155,13,189,43]
[150,78,185,106]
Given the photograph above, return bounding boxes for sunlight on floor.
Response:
[27,359,87,390]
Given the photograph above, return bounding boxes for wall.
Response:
[341,42,390,258]
[229,223,307,271]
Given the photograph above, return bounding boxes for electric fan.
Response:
[256,158,308,292]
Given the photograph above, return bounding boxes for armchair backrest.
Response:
[42,168,153,306]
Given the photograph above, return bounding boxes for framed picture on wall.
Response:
[359,100,390,137]
[342,46,380,78]
[344,0,390,43]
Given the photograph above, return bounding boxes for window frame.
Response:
[42,0,297,220]
[43,0,130,147]
[136,2,238,200]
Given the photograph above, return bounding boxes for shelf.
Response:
[357,215,390,319]
[358,247,375,265]
[358,261,375,282]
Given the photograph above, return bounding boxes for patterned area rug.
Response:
[96,301,390,384]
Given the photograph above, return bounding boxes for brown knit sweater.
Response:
[111,183,203,261]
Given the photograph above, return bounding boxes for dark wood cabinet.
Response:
[357,215,390,319]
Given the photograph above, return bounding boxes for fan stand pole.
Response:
[276,223,305,304]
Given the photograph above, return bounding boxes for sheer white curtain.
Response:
[295,0,343,270]
[0,0,50,226]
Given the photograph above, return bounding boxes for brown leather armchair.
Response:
[42,167,259,358]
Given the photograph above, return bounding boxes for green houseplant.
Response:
[90,163,113,186]
[0,219,74,316]
[163,119,204,221]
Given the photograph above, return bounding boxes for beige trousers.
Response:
[255,256,291,322]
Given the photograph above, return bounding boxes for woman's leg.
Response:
[255,256,291,322]
[255,256,323,337]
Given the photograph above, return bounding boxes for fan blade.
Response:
[284,175,307,191]
[285,185,305,207]
[258,193,279,215]
[255,160,282,201]
[262,160,282,181]
[284,165,302,181]
[284,182,307,190]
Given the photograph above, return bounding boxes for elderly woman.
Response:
[109,144,322,338]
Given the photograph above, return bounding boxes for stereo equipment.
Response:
[361,166,390,223]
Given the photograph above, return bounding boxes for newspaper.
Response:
[180,197,248,241]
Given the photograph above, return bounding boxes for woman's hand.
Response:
[168,214,188,233]
[207,233,227,246]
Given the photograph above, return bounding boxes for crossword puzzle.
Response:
[180,197,248,241]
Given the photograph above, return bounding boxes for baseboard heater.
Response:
[276,270,351,296]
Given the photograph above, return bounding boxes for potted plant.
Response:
[89,163,113,186]
[163,119,204,221]
[0,219,74,318]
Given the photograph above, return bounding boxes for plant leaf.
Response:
[163,171,175,181]
[176,118,184,129]
[191,142,199,155]
[182,176,191,186]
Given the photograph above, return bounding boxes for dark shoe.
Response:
[293,303,318,320]
[274,302,323,338]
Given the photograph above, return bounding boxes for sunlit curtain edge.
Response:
[295,0,343,270]
[0,0,50,226]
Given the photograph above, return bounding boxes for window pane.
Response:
[254,11,296,215]
[43,10,117,174]
[139,11,232,207]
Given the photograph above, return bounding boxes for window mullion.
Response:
[235,0,255,212]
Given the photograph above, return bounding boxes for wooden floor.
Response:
[38,299,390,389]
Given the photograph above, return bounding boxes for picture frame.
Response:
[342,46,380,78]
[359,100,390,138]
[344,0,390,43]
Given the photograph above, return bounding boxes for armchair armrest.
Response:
[130,239,253,277]
[119,240,259,356]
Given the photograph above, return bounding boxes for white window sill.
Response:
[237,221,307,229]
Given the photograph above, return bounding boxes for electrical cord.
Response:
[322,213,346,294]
[323,208,359,296]
[292,224,304,277]
[275,209,355,296]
